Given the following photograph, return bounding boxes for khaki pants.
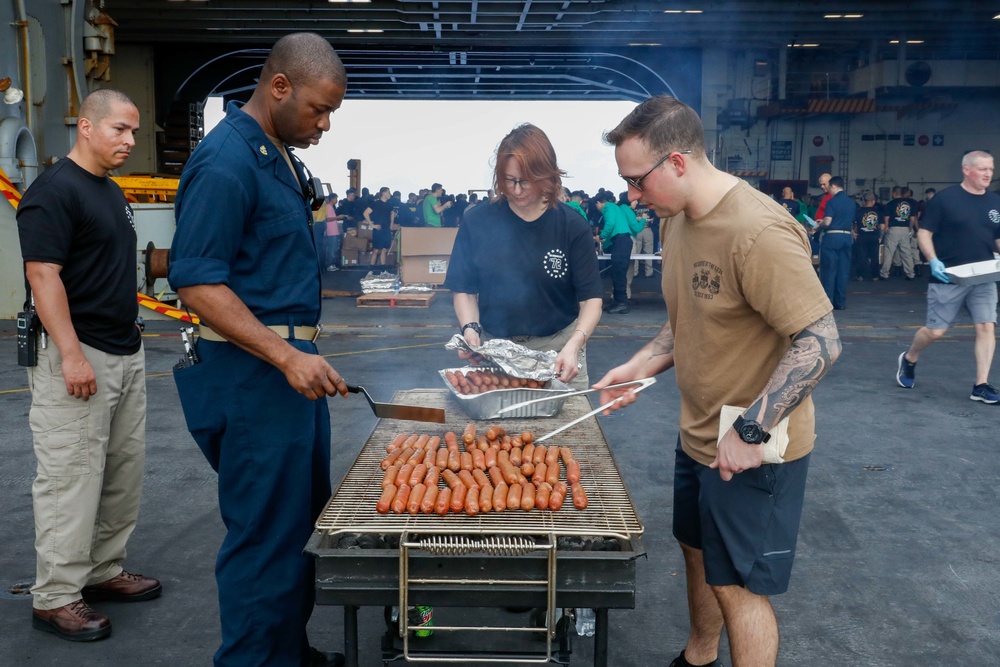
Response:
[880,227,915,279]
[27,342,147,610]
[484,320,589,389]
[632,227,655,277]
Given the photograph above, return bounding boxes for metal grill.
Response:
[316,390,644,541]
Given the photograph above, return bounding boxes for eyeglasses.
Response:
[620,150,691,191]
[503,177,534,191]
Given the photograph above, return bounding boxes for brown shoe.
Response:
[32,599,112,642]
[82,570,162,603]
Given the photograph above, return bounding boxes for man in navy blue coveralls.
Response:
[818,176,857,310]
[168,33,349,667]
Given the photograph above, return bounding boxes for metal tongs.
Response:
[517,377,658,443]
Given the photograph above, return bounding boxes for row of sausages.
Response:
[445,369,547,395]
[376,426,587,515]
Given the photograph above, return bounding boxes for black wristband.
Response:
[461,322,483,336]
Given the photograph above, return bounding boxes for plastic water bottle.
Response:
[574,608,595,637]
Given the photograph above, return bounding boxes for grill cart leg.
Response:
[344,605,359,667]
[593,608,609,667]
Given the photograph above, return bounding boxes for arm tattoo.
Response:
[649,321,675,358]
[747,312,841,431]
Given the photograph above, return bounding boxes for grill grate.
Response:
[316,390,645,540]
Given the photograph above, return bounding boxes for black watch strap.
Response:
[461,321,483,336]
[733,414,771,444]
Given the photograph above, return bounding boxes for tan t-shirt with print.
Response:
[661,180,832,466]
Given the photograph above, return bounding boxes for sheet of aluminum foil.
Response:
[359,271,435,294]
[444,333,559,381]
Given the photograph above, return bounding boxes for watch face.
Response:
[739,423,763,444]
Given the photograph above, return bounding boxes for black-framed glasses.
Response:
[620,150,691,191]
[503,177,534,191]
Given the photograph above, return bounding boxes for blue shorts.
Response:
[672,437,810,596]
[926,282,998,329]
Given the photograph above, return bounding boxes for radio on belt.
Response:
[173,326,200,369]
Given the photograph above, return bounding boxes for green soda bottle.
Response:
[411,605,434,637]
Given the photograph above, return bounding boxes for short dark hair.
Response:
[260,32,346,89]
[79,88,136,124]
[346,187,357,194]
[604,95,706,158]
[829,176,845,190]
[431,183,442,192]
[925,188,936,195]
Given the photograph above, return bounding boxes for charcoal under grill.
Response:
[307,389,646,666]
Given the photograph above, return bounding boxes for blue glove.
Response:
[930,258,950,283]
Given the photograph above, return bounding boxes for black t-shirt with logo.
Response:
[855,205,881,233]
[885,197,918,227]
[920,184,1000,283]
[443,199,603,337]
[17,158,140,355]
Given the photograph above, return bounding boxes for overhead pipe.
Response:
[14,0,31,130]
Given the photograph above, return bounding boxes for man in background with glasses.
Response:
[594,96,841,667]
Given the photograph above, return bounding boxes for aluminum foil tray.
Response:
[945,259,1000,286]
[438,367,572,419]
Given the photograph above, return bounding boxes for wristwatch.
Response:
[732,414,771,444]
[461,322,483,336]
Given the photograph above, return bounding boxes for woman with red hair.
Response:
[443,124,604,388]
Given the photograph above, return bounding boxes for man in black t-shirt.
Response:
[16,89,160,642]
[879,188,918,280]
[896,151,1000,404]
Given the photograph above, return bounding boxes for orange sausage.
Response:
[506,482,522,509]
[422,449,436,467]
[472,468,492,490]
[382,465,400,488]
[407,483,426,514]
[535,482,552,510]
[450,483,467,513]
[545,461,560,486]
[420,483,439,514]
[545,447,559,467]
[493,481,508,512]
[382,446,410,471]
[571,482,588,509]
[499,459,519,485]
[458,469,479,491]
[521,431,534,444]
[566,460,581,485]
[435,447,449,470]
[477,435,490,452]
[376,485,397,514]
[520,462,535,477]
[447,449,461,472]
[406,448,425,466]
[397,464,414,487]
[479,485,493,513]
[424,466,440,487]
[521,444,535,466]
[460,452,473,472]
[520,482,536,511]
[409,464,427,487]
[532,445,546,465]
[472,448,486,470]
[559,446,575,463]
[484,447,498,469]
[444,431,460,451]
[446,370,459,388]
[462,422,476,446]
[550,481,568,511]
[485,426,499,441]
[464,487,480,516]
[509,436,522,449]
[435,486,452,516]
[413,434,430,451]
[392,484,411,514]
[401,434,420,451]
[533,462,547,487]
[508,447,522,467]
[488,466,505,488]
[426,435,442,451]
[441,469,461,490]
[387,433,409,452]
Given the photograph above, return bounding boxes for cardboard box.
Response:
[343,235,370,252]
[358,251,374,266]
[341,248,359,266]
[357,222,374,240]
[399,227,458,285]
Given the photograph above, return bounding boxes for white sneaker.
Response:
[326,266,339,272]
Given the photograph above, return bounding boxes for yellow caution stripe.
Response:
[0,166,21,210]
[137,292,200,324]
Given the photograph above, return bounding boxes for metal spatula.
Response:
[346,385,446,423]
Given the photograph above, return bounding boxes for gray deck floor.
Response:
[1,270,998,666]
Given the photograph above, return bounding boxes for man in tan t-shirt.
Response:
[595,96,841,667]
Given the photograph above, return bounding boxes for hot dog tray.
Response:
[944,259,1000,285]
[438,367,573,419]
